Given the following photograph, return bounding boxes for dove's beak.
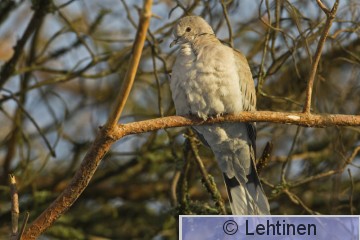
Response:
[170,38,179,48]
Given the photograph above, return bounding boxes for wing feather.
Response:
[233,50,256,111]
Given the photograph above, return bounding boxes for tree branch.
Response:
[9,174,19,240]
[21,1,153,239]
[220,0,233,48]
[106,0,153,128]
[303,0,339,113]
[114,111,360,139]
[22,129,116,239]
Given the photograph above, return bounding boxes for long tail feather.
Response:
[224,173,270,215]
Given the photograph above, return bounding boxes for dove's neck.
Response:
[189,34,219,55]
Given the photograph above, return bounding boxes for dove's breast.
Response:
[170,42,244,119]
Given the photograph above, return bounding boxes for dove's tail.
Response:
[193,123,270,215]
[224,123,270,215]
[223,166,270,215]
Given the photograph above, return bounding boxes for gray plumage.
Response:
[169,16,270,215]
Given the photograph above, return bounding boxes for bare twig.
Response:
[281,126,301,183]
[177,140,192,214]
[4,90,56,157]
[291,170,338,188]
[342,145,360,168]
[0,0,51,88]
[256,0,272,96]
[220,0,233,47]
[291,145,360,188]
[170,171,181,206]
[151,47,164,117]
[9,174,19,239]
[303,0,339,113]
[17,212,30,240]
[57,10,95,59]
[283,189,321,215]
[187,131,227,214]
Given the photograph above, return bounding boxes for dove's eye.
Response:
[186,27,192,32]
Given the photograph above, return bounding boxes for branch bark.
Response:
[22,129,116,239]
[114,111,360,139]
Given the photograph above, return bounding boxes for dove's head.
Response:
[170,16,215,47]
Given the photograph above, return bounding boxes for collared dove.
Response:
[169,16,270,215]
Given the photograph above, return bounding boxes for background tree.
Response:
[0,0,359,239]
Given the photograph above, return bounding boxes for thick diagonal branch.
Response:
[21,1,153,239]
